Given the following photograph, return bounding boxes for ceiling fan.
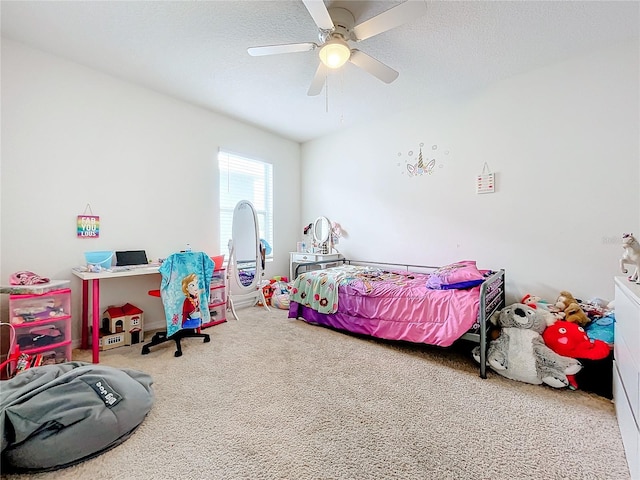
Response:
[247,0,428,96]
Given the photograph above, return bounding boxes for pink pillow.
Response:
[426,261,485,290]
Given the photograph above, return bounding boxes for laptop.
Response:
[115,250,149,267]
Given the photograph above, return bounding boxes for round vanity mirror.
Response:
[313,216,331,244]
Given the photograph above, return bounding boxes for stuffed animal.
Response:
[543,321,610,359]
[473,303,582,388]
[555,290,579,311]
[520,294,562,325]
[521,294,541,309]
[563,302,590,327]
[543,321,610,389]
[555,290,590,326]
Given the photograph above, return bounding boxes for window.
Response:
[218,150,273,257]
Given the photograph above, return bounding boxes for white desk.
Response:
[72,266,160,363]
[289,252,343,281]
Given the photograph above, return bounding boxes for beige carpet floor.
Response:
[1,306,630,480]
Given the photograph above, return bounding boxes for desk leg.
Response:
[92,278,100,363]
[81,280,89,349]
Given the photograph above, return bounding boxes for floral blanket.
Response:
[290,265,415,314]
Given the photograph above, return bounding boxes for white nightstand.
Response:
[289,252,343,281]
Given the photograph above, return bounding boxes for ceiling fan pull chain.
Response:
[340,71,344,124]
[325,75,329,113]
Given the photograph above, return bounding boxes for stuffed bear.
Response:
[563,302,590,327]
[473,303,582,388]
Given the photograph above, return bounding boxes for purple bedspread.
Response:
[288,269,481,347]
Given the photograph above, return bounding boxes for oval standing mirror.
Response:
[231,200,260,290]
[228,200,269,319]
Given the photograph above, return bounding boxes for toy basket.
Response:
[84,251,114,269]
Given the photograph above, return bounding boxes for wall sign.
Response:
[77,204,100,238]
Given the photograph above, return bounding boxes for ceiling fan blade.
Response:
[352,0,427,41]
[307,63,328,96]
[302,0,335,31]
[349,50,399,84]
[248,43,317,56]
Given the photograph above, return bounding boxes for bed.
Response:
[287,259,505,378]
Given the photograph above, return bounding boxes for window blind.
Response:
[218,150,273,257]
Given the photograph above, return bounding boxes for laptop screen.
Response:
[115,250,149,266]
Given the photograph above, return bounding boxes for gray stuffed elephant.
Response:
[473,303,581,387]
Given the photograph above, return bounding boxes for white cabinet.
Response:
[613,276,640,479]
[289,252,343,281]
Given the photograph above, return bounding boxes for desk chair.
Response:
[141,251,214,357]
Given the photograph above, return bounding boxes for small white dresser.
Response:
[613,276,640,479]
[289,252,343,281]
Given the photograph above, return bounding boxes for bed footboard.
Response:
[460,269,505,378]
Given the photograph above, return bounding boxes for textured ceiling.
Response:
[1,1,638,143]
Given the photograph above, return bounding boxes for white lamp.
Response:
[318,39,351,69]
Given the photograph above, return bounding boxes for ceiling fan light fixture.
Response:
[318,39,350,69]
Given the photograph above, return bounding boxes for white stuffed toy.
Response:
[474,303,582,388]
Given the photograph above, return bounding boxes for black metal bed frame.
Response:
[292,258,506,378]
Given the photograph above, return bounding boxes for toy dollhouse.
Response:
[98,303,144,351]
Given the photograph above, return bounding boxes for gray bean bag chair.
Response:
[1,361,154,472]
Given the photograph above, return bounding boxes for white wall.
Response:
[301,41,640,303]
[1,39,301,333]
[2,38,638,340]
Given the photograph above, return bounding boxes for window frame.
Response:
[218,149,273,259]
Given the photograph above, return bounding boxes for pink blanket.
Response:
[289,267,481,347]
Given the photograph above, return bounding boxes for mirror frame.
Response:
[227,200,270,320]
[312,216,331,244]
[230,200,261,294]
